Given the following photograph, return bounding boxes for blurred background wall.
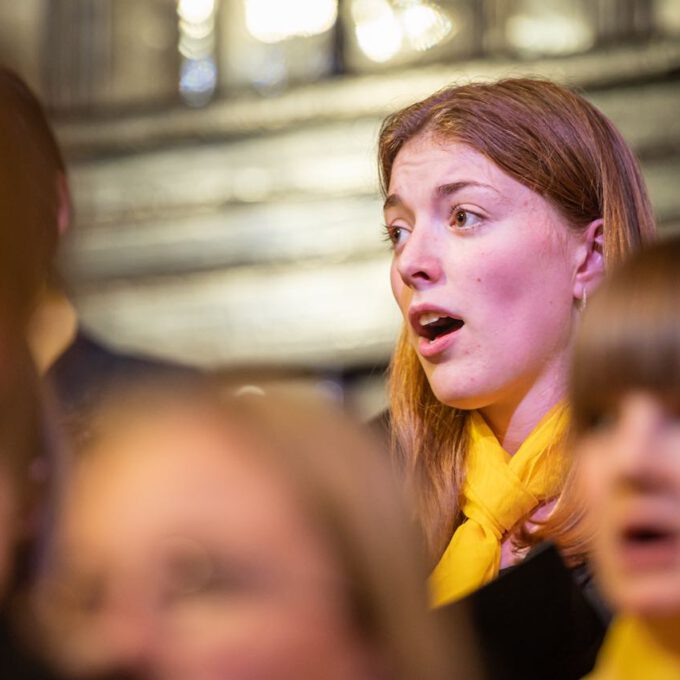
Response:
[2,0,679,417]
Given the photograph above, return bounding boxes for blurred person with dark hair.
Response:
[0,67,187,419]
[0,66,182,679]
[0,68,71,679]
[37,376,476,680]
[556,234,680,678]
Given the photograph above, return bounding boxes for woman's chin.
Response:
[426,375,495,412]
[434,390,492,412]
[608,576,680,619]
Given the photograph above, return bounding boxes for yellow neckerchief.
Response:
[27,288,78,374]
[429,402,568,606]
[588,616,680,679]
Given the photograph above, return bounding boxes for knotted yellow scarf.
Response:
[429,402,568,606]
[588,616,680,679]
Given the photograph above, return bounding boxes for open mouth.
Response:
[623,527,674,545]
[416,312,465,343]
[618,523,680,569]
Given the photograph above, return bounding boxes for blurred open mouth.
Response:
[617,522,680,571]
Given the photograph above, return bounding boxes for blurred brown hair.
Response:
[0,68,64,324]
[378,78,656,561]
[543,234,680,561]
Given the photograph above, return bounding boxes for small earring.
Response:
[580,286,587,311]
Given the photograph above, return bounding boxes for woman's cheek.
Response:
[575,439,610,517]
[389,264,406,309]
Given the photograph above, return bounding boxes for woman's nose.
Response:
[395,228,444,289]
[99,599,162,674]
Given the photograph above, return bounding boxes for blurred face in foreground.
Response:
[578,391,680,617]
[46,404,377,679]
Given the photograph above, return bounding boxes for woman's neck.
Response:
[644,615,680,657]
[478,367,568,454]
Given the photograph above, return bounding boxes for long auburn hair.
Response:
[378,78,656,562]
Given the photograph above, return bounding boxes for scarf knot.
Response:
[430,403,568,606]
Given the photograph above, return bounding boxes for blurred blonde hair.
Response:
[48,374,475,680]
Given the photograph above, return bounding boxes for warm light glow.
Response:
[179,18,214,40]
[506,12,595,55]
[401,3,452,51]
[245,0,338,43]
[352,0,402,63]
[179,32,215,59]
[177,0,215,24]
[656,0,680,34]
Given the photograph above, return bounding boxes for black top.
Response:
[47,329,195,415]
[0,610,63,680]
[437,542,610,680]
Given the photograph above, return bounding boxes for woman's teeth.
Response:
[418,314,464,341]
[419,312,448,326]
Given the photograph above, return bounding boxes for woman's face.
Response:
[385,135,587,420]
[577,391,680,616]
[47,408,375,680]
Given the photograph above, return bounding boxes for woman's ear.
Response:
[573,218,604,302]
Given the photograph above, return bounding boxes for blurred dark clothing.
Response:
[438,542,610,680]
[47,329,196,417]
[0,610,64,680]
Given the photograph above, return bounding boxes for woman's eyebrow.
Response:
[436,180,499,198]
[383,193,402,211]
[383,180,499,212]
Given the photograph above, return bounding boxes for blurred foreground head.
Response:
[39,377,461,680]
[0,68,64,326]
[570,234,680,617]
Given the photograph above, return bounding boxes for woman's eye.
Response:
[163,556,260,605]
[383,224,409,249]
[164,551,216,598]
[450,208,482,230]
[586,409,618,433]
